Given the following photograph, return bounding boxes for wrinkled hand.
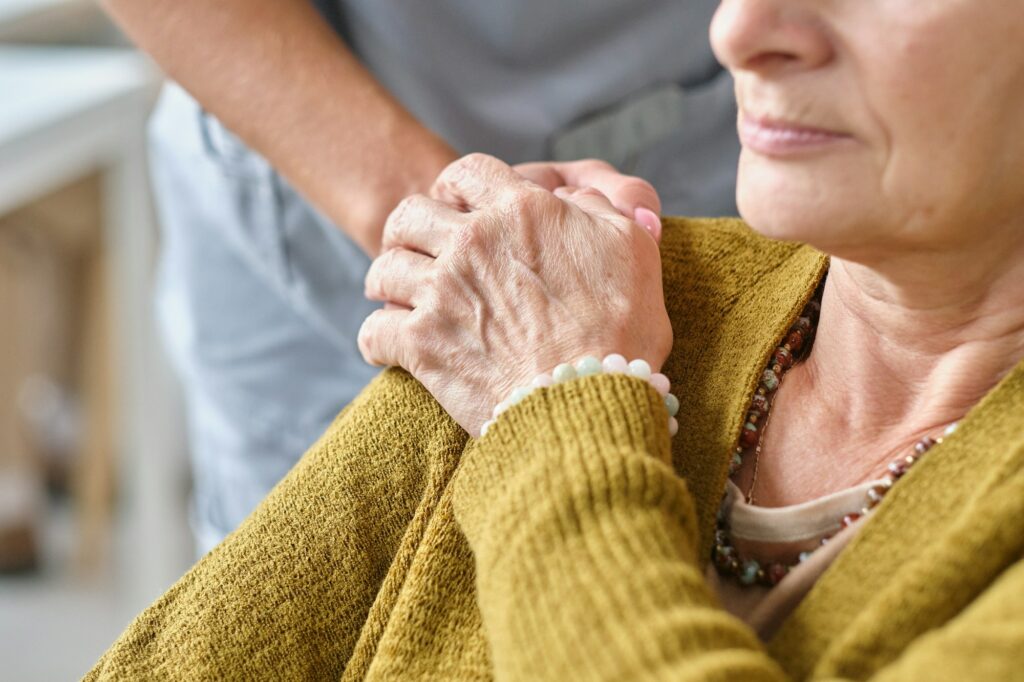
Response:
[358,154,672,435]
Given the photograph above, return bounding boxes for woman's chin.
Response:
[737,190,824,245]
[736,161,882,253]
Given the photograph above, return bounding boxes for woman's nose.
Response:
[710,0,833,76]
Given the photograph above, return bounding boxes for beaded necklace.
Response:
[713,294,957,588]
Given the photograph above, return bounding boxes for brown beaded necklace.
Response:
[713,292,957,589]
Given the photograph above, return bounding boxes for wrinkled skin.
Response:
[358,154,672,435]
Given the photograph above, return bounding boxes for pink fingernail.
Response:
[634,207,663,242]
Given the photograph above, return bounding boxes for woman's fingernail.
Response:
[634,207,663,241]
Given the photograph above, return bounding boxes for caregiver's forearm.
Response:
[102,0,457,256]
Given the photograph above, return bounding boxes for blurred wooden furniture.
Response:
[0,46,187,598]
[0,176,111,574]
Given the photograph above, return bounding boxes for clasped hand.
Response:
[358,154,673,435]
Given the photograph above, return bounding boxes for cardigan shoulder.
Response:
[655,217,828,558]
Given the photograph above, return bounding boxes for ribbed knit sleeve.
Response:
[452,373,788,681]
[86,369,467,680]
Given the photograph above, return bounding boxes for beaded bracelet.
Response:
[479,354,680,437]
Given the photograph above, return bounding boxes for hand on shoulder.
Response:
[359,153,673,435]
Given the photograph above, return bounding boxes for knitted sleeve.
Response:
[451,373,1024,682]
[85,369,467,680]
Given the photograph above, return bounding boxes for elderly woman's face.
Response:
[711,0,1024,258]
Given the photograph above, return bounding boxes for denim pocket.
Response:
[195,109,292,287]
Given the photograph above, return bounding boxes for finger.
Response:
[511,161,566,191]
[548,159,662,234]
[382,194,466,257]
[365,248,435,307]
[431,153,532,211]
[557,186,663,244]
[556,186,661,243]
[358,308,410,368]
[554,186,622,217]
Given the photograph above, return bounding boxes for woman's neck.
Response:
[745,244,1024,507]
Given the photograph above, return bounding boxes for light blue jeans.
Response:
[149,84,380,554]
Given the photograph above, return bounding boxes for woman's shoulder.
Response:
[659,217,819,293]
[658,217,826,319]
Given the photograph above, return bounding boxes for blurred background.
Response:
[0,1,193,678]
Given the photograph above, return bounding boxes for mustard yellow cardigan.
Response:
[86,218,1024,681]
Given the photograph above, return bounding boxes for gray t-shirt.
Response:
[334,0,738,215]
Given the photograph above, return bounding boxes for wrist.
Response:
[325,121,458,257]
[482,354,680,438]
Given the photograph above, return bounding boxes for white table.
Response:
[0,46,190,604]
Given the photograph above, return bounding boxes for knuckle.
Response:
[459,152,494,171]
[454,217,488,251]
[392,193,424,221]
[443,152,491,183]
[403,311,433,348]
[421,266,443,295]
[509,185,554,214]
[383,198,412,243]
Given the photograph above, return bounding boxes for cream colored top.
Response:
[706,479,881,641]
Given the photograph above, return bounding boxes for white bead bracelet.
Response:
[479,354,680,437]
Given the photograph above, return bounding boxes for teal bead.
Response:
[574,356,602,377]
[740,560,760,586]
[664,393,680,417]
[798,551,813,563]
[552,363,577,383]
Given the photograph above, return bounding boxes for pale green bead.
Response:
[574,356,602,377]
[664,393,680,417]
[509,386,532,404]
[552,363,577,383]
[740,560,760,586]
[628,359,652,380]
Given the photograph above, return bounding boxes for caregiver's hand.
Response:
[511,159,664,241]
[358,153,672,435]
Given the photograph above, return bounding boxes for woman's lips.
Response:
[739,113,854,157]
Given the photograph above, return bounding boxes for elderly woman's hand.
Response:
[358,153,672,435]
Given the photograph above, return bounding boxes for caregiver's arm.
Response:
[101,1,664,255]
[101,0,456,256]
